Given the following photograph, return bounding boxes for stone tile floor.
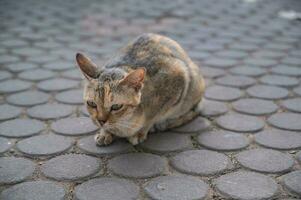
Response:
[0,0,301,199]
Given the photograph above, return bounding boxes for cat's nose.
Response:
[98,120,106,126]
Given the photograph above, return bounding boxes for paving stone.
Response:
[232,98,278,115]
[144,175,209,200]
[281,98,301,113]
[61,69,83,80]
[271,65,301,76]
[55,89,83,105]
[204,58,238,69]
[260,75,299,87]
[27,103,73,120]
[200,100,228,117]
[253,50,286,59]
[255,129,301,150]
[282,57,301,66]
[77,136,132,156]
[17,134,73,156]
[0,55,19,64]
[5,62,39,73]
[18,69,55,81]
[198,130,249,151]
[43,61,74,71]
[268,113,301,131]
[75,178,139,200]
[37,78,78,92]
[231,43,258,51]
[244,58,277,67]
[0,137,13,153]
[205,85,242,101]
[297,151,301,163]
[230,66,267,77]
[0,79,32,94]
[172,116,210,133]
[0,157,35,184]
[216,75,256,88]
[51,117,98,136]
[247,85,289,100]
[108,153,166,178]
[41,154,101,181]
[200,66,225,78]
[215,171,278,200]
[216,113,264,133]
[215,50,247,59]
[140,132,192,153]
[170,150,231,176]
[294,86,301,96]
[81,106,90,116]
[0,70,12,81]
[0,104,22,120]
[236,149,294,173]
[0,119,45,138]
[282,171,301,195]
[0,180,66,200]
[7,91,50,106]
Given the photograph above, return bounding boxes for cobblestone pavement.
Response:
[0,0,301,199]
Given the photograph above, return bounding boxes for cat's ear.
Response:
[120,68,146,91]
[76,53,99,80]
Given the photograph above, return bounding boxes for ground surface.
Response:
[0,0,301,199]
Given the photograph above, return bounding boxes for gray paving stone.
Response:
[171,150,231,176]
[17,134,73,157]
[200,66,225,78]
[294,86,301,96]
[41,154,101,181]
[204,58,238,69]
[232,98,278,116]
[7,90,50,106]
[81,106,90,116]
[77,136,132,156]
[61,69,83,80]
[172,116,210,133]
[0,70,12,81]
[0,104,22,121]
[236,149,294,173]
[0,55,19,64]
[37,78,78,92]
[255,129,301,150]
[205,85,242,101]
[43,61,74,71]
[244,58,277,68]
[0,137,13,153]
[231,43,258,51]
[200,100,228,117]
[5,62,39,73]
[268,113,301,131]
[75,178,139,200]
[216,113,264,133]
[271,65,301,76]
[215,171,278,200]
[297,151,301,163]
[0,181,66,200]
[0,79,32,94]
[253,50,286,59]
[0,119,45,138]
[18,69,55,81]
[216,75,256,88]
[108,153,166,178]
[281,98,301,113]
[55,89,83,105]
[282,171,301,196]
[27,54,60,64]
[260,75,299,87]
[215,50,247,59]
[0,157,35,184]
[140,132,192,153]
[51,117,98,136]
[144,175,209,200]
[198,130,249,151]
[230,66,267,77]
[27,103,74,120]
[282,57,301,66]
[247,85,289,100]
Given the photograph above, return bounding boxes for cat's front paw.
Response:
[94,131,113,146]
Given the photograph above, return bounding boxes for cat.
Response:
[76,33,205,146]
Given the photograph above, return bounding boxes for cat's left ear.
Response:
[76,53,99,81]
[120,68,146,91]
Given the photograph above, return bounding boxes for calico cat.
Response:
[76,33,205,146]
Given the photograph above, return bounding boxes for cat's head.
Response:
[76,53,146,136]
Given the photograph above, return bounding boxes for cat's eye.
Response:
[111,104,123,111]
[87,101,97,108]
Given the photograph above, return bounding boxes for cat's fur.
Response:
[76,33,205,145]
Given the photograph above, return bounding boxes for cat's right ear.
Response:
[76,53,99,81]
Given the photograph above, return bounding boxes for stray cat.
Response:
[76,33,205,146]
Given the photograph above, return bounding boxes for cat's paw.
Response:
[94,132,113,146]
[127,135,139,145]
